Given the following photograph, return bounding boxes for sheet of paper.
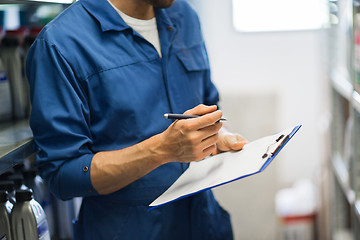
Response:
[149,126,300,208]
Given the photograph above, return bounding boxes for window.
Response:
[232,0,329,32]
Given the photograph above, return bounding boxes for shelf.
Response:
[355,201,360,225]
[331,153,360,225]
[330,69,360,114]
[333,230,354,240]
[0,120,34,175]
[331,153,355,205]
[331,69,354,101]
[352,91,360,113]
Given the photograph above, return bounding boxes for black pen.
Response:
[163,113,227,121]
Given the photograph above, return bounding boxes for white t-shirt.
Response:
[108,1,162,57]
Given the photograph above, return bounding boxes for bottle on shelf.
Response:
[11,189,50,240]
[0,58,12,122]
[0,190,12,240]
[22,167,55,237]
[0,29,28,120]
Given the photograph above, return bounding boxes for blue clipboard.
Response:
[149,125,301,210]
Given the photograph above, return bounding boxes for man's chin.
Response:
[145,0,176,8]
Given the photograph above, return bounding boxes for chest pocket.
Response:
[171,44,210,112]
[176,44,210,71]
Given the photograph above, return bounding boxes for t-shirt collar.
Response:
[80,0,175,32]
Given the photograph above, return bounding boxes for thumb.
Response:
[219,134,247,152]
[229,135,247,151]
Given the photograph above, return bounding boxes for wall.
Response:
[188,0,330,239]
[189,0,329,188]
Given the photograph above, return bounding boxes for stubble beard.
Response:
[143,0,176,8]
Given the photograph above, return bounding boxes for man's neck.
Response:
[108,0,155,20]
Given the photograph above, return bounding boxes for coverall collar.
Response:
[80,0,175,32]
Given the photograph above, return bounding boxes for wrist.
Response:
[144,133,171,166]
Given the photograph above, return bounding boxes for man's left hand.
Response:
[213,128,248,155]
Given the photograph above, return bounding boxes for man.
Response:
[26,0,247,239]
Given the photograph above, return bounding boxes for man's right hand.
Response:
[152,104,223,164]
[91,104,223,194]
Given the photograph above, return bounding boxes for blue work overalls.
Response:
[26,0,234,239]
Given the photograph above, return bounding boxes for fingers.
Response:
[183,104,218,116]
[201,145,217,160]
[186,130,220,161]
[200,133,219,150]
[176,121,222,145]
[178,110,223,131]
[176,104,223,130]
[197,121,223,140]
[161,105,227,163]
[175,122,221,148]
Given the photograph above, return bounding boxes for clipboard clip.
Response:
[262,134,290,159]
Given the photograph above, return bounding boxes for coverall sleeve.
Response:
[26,39,97,200]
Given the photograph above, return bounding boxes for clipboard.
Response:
[149,125,301,209]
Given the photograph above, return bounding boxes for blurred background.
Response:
[0,0,358,239]
[188,0,329,239]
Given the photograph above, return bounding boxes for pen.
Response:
[163,113,227,121]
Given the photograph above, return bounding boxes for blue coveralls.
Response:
[26,0,233,239]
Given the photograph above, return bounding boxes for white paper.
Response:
[149,126,299,208]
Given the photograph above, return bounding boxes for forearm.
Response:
[90,134,168,195]
[90,105,224,195]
